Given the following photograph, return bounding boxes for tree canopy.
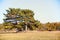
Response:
[3,8,40,31]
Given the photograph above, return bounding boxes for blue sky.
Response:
[0,0,60,23]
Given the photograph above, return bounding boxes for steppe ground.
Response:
[0,31,60,40]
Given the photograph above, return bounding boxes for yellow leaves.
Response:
[5,26,12,29]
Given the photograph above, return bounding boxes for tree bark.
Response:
[25,25,28,31]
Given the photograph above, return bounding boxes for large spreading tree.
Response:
[3,8,40,31]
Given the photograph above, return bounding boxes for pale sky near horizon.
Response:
[0,0,60,23]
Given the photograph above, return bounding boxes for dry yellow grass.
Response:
[0,31,60,40]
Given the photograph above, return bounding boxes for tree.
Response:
[4,8,37,31]
[45,22,57,31]
[45,22,52,31]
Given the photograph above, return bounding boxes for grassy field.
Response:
[0,31,60,40]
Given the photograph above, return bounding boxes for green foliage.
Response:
[28,23,36,30]
[16,22,24,28]
[3,8,37,31]
[45,22,57,31]
[3,22,14,29]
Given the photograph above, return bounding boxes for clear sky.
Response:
[0,0,60,23]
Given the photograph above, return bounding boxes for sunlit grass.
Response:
[0,31,60,40]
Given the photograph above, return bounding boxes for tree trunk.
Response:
[25,25,28,31]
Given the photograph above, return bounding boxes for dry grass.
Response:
[0,31,60,40]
